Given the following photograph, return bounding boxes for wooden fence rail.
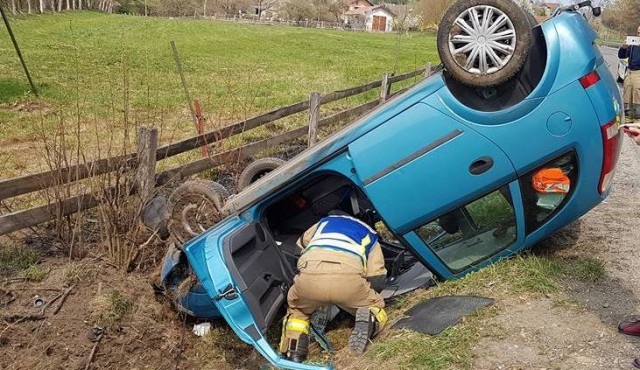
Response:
[0,63,435,235]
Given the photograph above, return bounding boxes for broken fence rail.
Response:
[0,63,434,236]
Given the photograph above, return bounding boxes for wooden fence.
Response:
[0,63,435,236]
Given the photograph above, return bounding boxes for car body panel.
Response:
[349,101,516,233]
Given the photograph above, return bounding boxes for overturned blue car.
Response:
[160,0,622,368]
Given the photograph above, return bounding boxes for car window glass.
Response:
[415,186,516,272]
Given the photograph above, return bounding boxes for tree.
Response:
[283,0,314,21]
[416,0,453,29]
[327,0,347,22]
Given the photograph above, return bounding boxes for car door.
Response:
[183,217,327,370]
[348,101,524,279]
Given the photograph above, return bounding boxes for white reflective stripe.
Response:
[309,238,366,256]
[314,232,359,245]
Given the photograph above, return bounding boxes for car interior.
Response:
[219,172,420,333]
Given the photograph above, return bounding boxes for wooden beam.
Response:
[320,79,382,104]
[379,73,389,103]
[136,127,158,201]
[388,68,425,84]
[308,92,321,147]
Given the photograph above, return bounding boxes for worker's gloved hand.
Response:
[367,275,386,293]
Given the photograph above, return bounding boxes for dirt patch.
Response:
[0,254,259,370]
[0,101,51,113]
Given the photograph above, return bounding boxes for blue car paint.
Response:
[179,11,622,370]
[348,101,517,232]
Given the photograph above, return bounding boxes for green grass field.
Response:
[0,12,438,177]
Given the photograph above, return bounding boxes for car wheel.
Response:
[437,0,533,87]
[167,180,229,245]
[237,157,285,191]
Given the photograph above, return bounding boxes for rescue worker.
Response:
[619,25,640,120]
[279,210,388,363]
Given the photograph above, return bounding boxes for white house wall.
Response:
[364,8,394,32]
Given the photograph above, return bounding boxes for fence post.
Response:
[380,73,389,103]
[424,61,432,78]
[308,92,321,147]
[136,126,158,201]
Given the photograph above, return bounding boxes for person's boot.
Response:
[287,334,309,363]
[633,357,640,369]
[619,320,640,336]
[279,316,310,363]
[348,307,387,355]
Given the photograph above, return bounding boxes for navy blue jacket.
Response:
[619,45,640,71]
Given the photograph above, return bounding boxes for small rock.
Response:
[603,302,610,308]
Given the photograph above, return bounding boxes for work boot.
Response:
[619,320,640,336]
[286,334,309,363]
[348,307,386,355]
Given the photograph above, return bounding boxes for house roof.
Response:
[344,4,396,17]
[343,0,374,7]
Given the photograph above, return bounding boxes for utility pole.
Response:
[0,4,39,97]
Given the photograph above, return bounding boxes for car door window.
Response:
[414,186,516,272]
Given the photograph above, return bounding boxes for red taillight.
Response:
[598,118,622,194]
[580,71,601,89]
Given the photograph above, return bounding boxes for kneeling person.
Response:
[280,211,388,362]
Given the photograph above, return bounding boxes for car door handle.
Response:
[469,156,494,175]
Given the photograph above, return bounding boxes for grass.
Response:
[91,289,136,330]
[0,245,40,276]
[0,12,438,177]
[19,264,48,281]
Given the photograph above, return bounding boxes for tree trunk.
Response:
[66,0,69,9]
[27,0,32,13]
[144,0,147,16]
[39,0,43,13]
[78,0,81,10]
[10,0,16,14]
[58,0,62,12]
[72,0,75,10]
[203,0,207,17]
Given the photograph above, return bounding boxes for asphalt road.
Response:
[602,45,621,81]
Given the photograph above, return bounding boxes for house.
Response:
[343,0,375,12]
[343,3,396,32]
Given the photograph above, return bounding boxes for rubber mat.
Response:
[392,295,494,335]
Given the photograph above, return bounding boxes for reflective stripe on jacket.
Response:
[304,215,379,269]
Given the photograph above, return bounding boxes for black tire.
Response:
[437,0,533,87]
[237,157,285,191]
[167,180,229,245]
[618,75,624,83]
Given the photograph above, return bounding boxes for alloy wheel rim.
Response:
[448,5,517,75]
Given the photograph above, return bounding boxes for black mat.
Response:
[392,295,494,335]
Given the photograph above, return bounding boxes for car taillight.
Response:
[580,71,601,89]
[598,118,622,194]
